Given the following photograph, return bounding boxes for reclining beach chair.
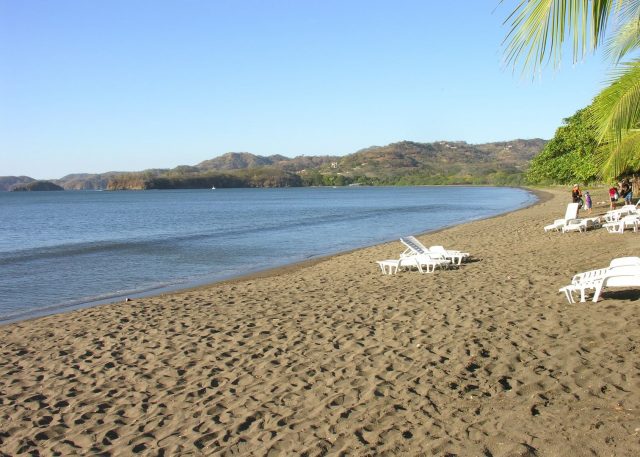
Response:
[559,257,640,303]
[400,237,453,269]
[609,256,640,267]
[605,202,640,221]
[544,203,579,232]
[376,255,443,274]
[428,245,470,265]
[401,236,468,266]
[603,214,640,233]
[377,236,454,274]
[400,236,429,257]
[561,216,601,233]
[592,265,640,302]
[559,267,609,303]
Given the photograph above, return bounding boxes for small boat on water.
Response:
[211,185,216,190]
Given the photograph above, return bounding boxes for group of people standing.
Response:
[571,178,634,214]
[609,178,634,210]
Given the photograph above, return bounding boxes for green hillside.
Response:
[0,139,546,190]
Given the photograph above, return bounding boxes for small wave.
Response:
[0,203,454,266]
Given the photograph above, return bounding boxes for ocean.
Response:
[0,186,536,322]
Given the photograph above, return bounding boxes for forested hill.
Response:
[1,138,546,190]
[338,139,544,177]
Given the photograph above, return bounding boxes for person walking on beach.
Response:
[571,184,583,209]
[609,185,619,210]
[584,191,592,215]
[621,178,633,205]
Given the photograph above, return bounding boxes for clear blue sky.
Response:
[1,0,610,179]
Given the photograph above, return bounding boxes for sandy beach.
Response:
[1,187,639,456]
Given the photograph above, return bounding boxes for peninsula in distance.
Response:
[1,138,545,191]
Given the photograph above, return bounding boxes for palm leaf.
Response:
[503,0,617,72]
[603,0,640,62]
[590,59,640,142]
[596,130,640,178]
[604,20,640,62]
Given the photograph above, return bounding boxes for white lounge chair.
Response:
[559,268,609,303]
[620,202,640,215]
[399,238,452,269]
[605,202,640,221]
[609,256,640,267]
[592,265,640,302]
[559,257,640,303]
[561,217,601,233]
[428,245,469,265]
[400,236,428,257]
[604,211,622,223]
[376,254,444,274]
[376,259,400,275]
[603,214,639,233]
[544,203,579,232]
[400,236,467,266]
[408,254,447,273]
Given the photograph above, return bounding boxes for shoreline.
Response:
[1,186,638,456]
[168,187,548,291]
[1,186,540,326]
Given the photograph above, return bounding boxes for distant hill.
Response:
[11,180,64,191]
[335,139,545,179]
[347,139,544,168]
[0,176,36,191]
[197,152,283,170]
[1,138,547,190]
[196,152,341,173]
[52,172,122,190]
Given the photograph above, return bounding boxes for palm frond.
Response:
[603,0,640,62]
[615,0,640,25]
[503,0,615,72]
[596,130,640,178]
[590,60,640,142]
[604,20,640,62]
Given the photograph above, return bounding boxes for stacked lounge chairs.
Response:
[544,201,640,234]
[602,202,640,233]
[560,216,602,233]
[559,257,640,303]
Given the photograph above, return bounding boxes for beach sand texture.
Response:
[1,188,639,456]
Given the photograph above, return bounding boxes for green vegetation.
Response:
[298,140,542,188]
[504,0,640,179]
[1,139,546,190]
[11,180,64,191]
[526,108,601,184]
[107,168,303,190]
[103,142,538,190]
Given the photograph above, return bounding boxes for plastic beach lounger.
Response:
[544,203,579,232]
[559,257,640,303]
[559,268,608,303]
[376,259,400,275]
[592,265,640,302]
[428,245,469,265]
[561,217,600,233]
[603,215,639,233]
[400,236,467,267]
[376,255,442,274]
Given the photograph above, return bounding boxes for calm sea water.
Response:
[0,186,536,322]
